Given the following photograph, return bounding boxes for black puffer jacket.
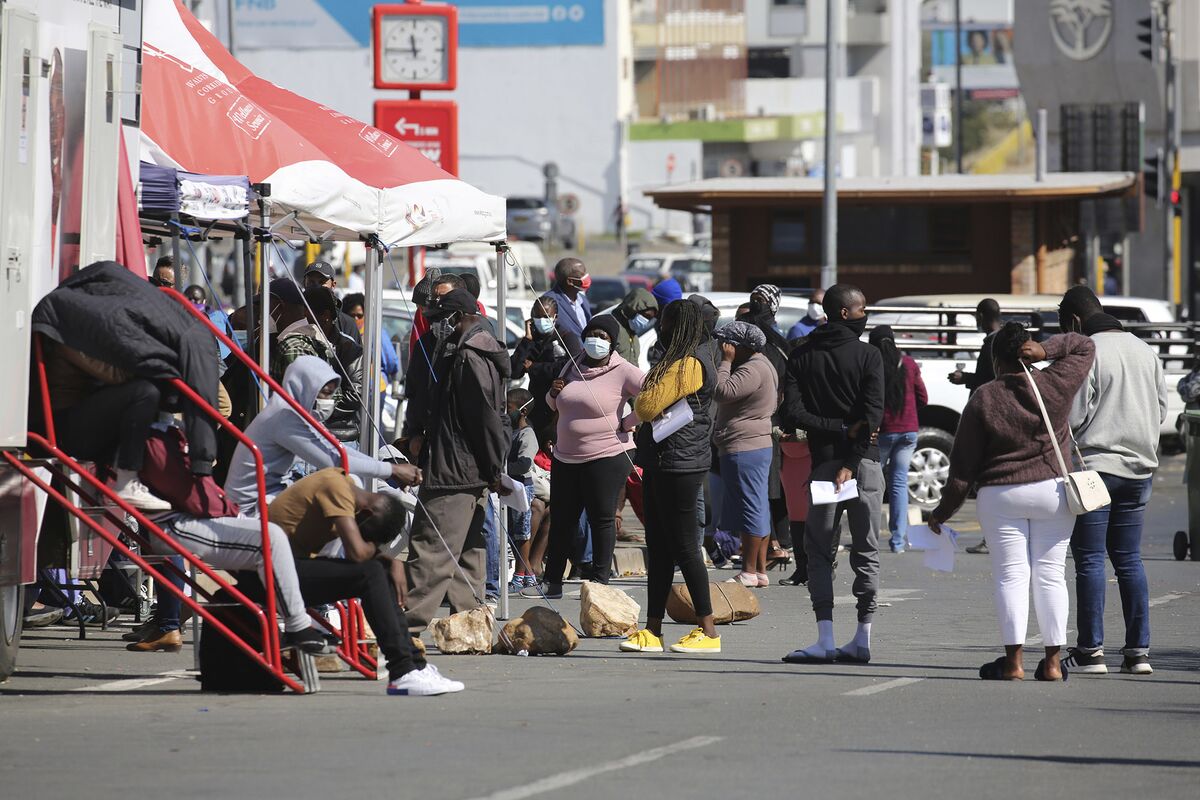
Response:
[31,261,219,474]
[418,319,512,490]
[635,354,716,473]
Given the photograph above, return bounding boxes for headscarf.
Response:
[715,321,766,353]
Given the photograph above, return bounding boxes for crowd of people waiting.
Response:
[20,251,1169,693]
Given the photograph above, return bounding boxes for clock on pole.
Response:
[372,2,458,92]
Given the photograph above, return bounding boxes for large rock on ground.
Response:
[579,582,640,638]
[666,581,760,625]
[429,606,494,654]
[494,606,578,656]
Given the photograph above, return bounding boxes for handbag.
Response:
[1021,363,1110,515]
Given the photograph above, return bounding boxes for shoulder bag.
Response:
[1021,363,1110,515]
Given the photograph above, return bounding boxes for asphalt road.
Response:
[3,456,1199,800]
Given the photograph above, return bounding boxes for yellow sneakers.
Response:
[619,629,664,653]
[669,628,721,654]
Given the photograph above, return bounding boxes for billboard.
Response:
[924,24,1019,97]
[232,0,604,50]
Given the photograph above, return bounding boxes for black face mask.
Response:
[748,300,769,316]
[507,410,522,428]
[835,314,868,337]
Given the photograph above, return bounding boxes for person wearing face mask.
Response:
[223,355,421,509]
[522,315,645,596]
[511,294,584,442]
[788,289,827,341]
[608,288,659,365]
[403,288,513,639]
[545,257,593,341]
[780,284,885,665]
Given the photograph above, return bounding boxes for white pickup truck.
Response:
[872,293,1187,508]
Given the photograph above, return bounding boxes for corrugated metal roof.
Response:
[645,172,1137,210]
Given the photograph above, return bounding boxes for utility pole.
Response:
[821,0,839,289]
[1163,0,1182,310]
[953,0,963,173]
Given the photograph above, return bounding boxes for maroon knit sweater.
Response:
[932,333,1095,522]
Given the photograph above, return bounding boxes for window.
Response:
[836,206,970,260]
[507,198,545,210]
[770,216,808,256]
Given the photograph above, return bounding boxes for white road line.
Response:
[73,670,190,693]
[467,736,723,800]
[842,677,923,697]
[1149,593,1185,607]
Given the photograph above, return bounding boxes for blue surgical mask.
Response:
[533,316,555,335]
[629,314,655,335]
[583,337,611,360]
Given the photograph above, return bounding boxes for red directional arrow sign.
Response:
[373,100,459,176]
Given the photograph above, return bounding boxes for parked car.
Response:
[623,252,713,294]
[586,276,632,310]
[448,240,549,294]
[872,293,1185,508]
[506,196,576,249]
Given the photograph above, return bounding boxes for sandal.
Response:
[979,656,1020,681]
[1034,658,1068,682]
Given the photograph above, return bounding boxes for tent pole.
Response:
[495,241,510,622]
[238,225,257,422]
[360,238,383,458]
[256,184,272,399]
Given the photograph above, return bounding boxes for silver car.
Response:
[506,197,576,249]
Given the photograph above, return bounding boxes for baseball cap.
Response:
[304,260,336,282]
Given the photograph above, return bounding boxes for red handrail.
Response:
[33,336,56,446]
[168,378,280,663]
[1,452,303,693]
[159,286,350,473]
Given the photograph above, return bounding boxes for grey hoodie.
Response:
[223,355,392,507]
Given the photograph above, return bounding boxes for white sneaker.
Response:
[386,664,465,696]
[116,478,171,511]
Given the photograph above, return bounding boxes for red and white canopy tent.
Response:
[137,0,509,449]
[139,0,505,247]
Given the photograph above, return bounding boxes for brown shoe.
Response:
[126,628,183,653]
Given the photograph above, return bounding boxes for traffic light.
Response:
[1137,15,1159,62]
[1144,149,1164,206]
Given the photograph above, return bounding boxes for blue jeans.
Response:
[1071,474,1152,654]
[484,494,499,597]
[575,511,593,566]
[878,431,918,550]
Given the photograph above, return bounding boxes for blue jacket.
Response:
[545,286,592,341]
[381,333,400,383]
[788,318,820,341]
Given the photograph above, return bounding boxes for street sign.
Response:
[558,193,580,216]
[373,100,459,175]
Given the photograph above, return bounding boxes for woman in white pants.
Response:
[930,324,1094,681]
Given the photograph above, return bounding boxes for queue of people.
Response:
[22,254,1169,692]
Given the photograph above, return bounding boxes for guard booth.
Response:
[644,173,1138,297]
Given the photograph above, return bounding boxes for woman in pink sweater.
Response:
[534,315,644,593]
[931,324,1094,682]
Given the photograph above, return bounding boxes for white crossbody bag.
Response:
[1022,363,1111,515]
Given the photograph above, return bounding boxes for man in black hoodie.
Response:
[404,289,512,637]
[779,283,884,665]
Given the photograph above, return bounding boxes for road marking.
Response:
[73,670,190,693]
[833,588,922,607]
[467,735,723,800]
[843,677,923,697]
[1149,593,1185,607]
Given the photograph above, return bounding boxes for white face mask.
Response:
[583,337,611,360]
[313,397,336,422]
[808,301,825,321]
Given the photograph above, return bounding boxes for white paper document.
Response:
[499,474,531,512]
[810,479,859,506]
[651,398,694,442]
[907,524,959,572]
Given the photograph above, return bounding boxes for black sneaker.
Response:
[63,601,119,627]
[1061,647,1107,675]
[519,582,562,600]
[1120,650,1153,675]
[285,627,335,655]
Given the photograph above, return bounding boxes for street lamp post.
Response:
[821,0,839,289]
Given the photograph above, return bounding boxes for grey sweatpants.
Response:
[404,486,489,633]
[805,459,883,624]
[162,516,311,632]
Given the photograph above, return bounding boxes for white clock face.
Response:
[381,16,448,84]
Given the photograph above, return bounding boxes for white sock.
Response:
[114,469,137,492]
[840,622,872,655]
[790,620,835,658]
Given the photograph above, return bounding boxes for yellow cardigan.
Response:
[634,357,703,422]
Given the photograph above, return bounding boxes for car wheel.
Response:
[908,427,954,507]
[0,583,23,682]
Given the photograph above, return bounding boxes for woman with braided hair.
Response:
[621,300,721,654]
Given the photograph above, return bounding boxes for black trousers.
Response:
[545,452,632,585]
[238,558,425,681]
[644,469,712,621]
[54,380,161,471]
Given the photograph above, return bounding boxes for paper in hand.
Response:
[651,398,694,442]
[498,474,531,512]
[810,479,859,506]
[908,524,958,572]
